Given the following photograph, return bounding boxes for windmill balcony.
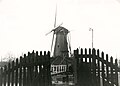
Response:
[51,65,67,74]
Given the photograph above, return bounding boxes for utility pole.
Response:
[89,28,94,49]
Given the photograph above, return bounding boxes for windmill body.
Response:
[50,26,73,75]
[53,26,69,57]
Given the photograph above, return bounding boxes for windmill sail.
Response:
[54,5,57,28]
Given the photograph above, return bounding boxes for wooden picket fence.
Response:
[74,48,119,86]
[0,50,52,86]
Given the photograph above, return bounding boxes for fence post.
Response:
[0,67,3,86]
[106,54,109,86]
[8,63,11,86]
[110,57,114,86]
[47,51,52,86]
[80,48,83,66]
[92,48,97,86]
[101,52,105,86]
[79,48,83,86]
[115,59,118,86]
[35,51,39,78]
[97,49,100,86]
[30,53,34,86]
[85,48,91,86]
[27,53,31,86]
[45,51,48,86]
[15,58,18,86]
[39,51,43,86]
[89,48,92,85]
[42,51,46,86]
[35,51,38,76]
[85,48,87,62]
[4,65,7,86]
[23,54,27,86]
[73,48,79,86]
[19,56,22,86]
[11,61,15,86]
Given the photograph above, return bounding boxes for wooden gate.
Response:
[0,51,52,86]
[74,48,119,86]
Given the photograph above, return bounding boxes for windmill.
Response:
[46,7,71,58]
[45,7,74,81]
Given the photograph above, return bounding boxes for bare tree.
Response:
[3,52,16,62]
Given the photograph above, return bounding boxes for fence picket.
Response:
[11,61,15,86]
[19,57,22,86]
[110,57,114,86]
[15,58,18,86]
[85,48,87,62]
[106,54,109,86]
[101,52,105,86]
[97,49,100,86]
[8,63,11,86]
[23,54,26,86]
[115,59,118,86]
[73,49,79,85]
[4,65,7,86]
[0,67,3,86]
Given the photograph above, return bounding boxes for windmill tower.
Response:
[46,26,70,58]
[53,26,69,57]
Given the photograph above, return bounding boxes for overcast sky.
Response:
[0,0,120,60]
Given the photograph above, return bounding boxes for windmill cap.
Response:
[54,26,69,34]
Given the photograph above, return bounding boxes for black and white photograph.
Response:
[0,0,120,86]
